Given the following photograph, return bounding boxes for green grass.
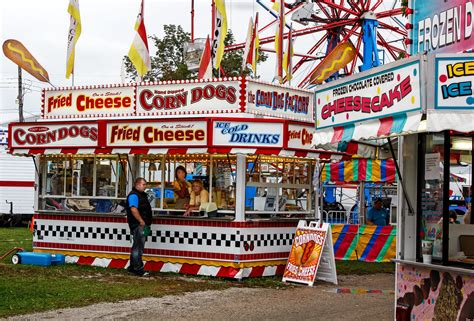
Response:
[336,260,394,275]
[0,227,394,317]
[0,227,32,263]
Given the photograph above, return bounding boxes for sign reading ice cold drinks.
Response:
[434,55,474,109]
[10,123,99,148]
[212,120,284,148]
[315,58,422,129]
[106,121,207,147]
[43,86,135,118]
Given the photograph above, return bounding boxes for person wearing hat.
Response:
[366,197,389,226]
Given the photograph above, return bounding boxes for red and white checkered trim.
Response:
[10,147,348,160]
[66,256,285,279]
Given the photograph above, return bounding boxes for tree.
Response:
[124,24,267,82]
[123,25,192,82]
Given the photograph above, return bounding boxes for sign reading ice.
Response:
[212,120,284,148]
[315,57,422,129]
[434,54,474,109]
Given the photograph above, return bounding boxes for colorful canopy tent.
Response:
[321,159,397,184]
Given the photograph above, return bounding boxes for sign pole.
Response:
[17,66,24,122]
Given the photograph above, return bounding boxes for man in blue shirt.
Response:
[366,198,388,226]
[126,177,152,277]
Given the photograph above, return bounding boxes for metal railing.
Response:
[322,210,363,225]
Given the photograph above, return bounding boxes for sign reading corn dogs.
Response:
[283,221,337,286]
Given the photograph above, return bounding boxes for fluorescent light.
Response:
[452,138,472,151]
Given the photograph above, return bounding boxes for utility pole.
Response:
[17,66,24,122]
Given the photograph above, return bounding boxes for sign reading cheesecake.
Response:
[136,79,241,116]
[107,120,207,147]
[43,85,135,119]
[316,57,422,129]
[10,122,98,148]
[246,80,314,123]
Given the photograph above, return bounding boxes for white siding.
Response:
[0,147,35,214]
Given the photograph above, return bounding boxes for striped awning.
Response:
[313,112,423,146]
[10,147,349,161]
[321,159,397,183]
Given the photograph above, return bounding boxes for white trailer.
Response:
[0,128,35,225]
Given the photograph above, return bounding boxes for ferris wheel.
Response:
[226,0,408,87]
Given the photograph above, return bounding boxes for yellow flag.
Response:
[282,26,293,81]
[211,0,228,70]
[66,0,82,79]
[128,0,151,77]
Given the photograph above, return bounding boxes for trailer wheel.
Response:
[11,254,21,265]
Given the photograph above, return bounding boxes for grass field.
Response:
[0,227,394,318]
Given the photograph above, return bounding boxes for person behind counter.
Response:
[366,197,389,226]
[173,165,191,209]
[184,180,209,217]
[126,177,152,277]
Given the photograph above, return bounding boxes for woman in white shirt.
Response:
[184,180,209,216]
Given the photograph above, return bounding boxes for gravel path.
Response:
[7,274,394,320]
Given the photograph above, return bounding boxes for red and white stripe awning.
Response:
[10,147,348,161]
[313,112,423,146]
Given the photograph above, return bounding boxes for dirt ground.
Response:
[7,273,394,321]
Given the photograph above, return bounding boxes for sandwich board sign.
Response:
[283,220,337,286]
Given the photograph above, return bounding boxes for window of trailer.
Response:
[39,155,128,213]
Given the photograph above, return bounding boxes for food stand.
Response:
[313,47,474,318]
[8,77,348,279]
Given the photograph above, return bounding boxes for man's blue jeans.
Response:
[129,225,146,274]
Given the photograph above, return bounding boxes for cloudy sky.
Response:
[1,0,405,123]
[0,0,278,123]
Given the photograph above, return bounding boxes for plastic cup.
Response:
[422,254,432,264]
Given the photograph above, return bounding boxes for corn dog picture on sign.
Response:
[283,221,337,286]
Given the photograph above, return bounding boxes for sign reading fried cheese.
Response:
[283,221,337,286]
[43,86,135,119]
[106,120,207,147]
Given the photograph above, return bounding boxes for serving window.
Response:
[39,155,128,213]
[138,154,236,216]
[417,132,474,268]
[245,155,314,218]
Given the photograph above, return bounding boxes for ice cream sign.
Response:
[316,57,422,129]
[212,120,284,148]
[434,54,474,109]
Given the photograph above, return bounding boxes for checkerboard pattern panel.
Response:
[34,220,295,252]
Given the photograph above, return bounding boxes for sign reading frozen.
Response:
[245,80,314,123]
[433,54,474,109]
[212,120,284,148]
[411,0,473,55]
[315,57,422,129]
